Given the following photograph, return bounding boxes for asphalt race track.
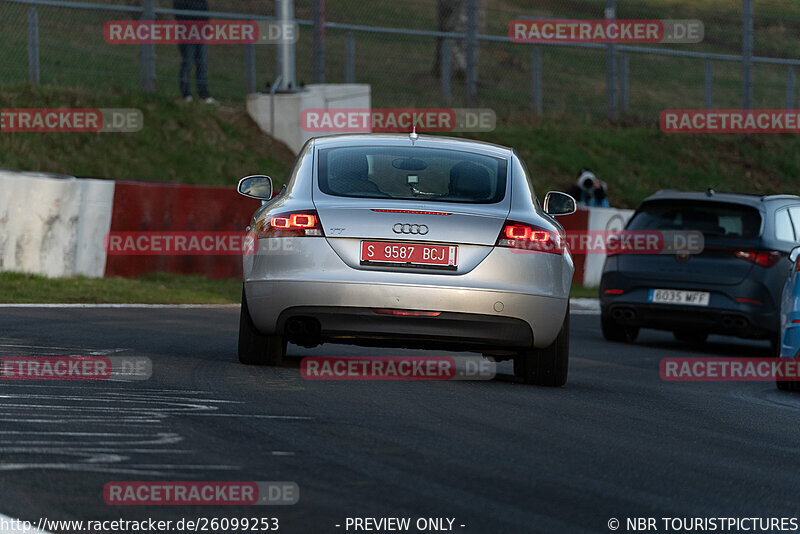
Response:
[0,306,798,534]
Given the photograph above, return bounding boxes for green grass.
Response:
[570,285,600,299]
[0,84,295,186]
[0,271,599,303]
[0,272,241,304]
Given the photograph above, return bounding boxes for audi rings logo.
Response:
[393,223,429,235]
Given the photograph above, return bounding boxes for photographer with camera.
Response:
[567,168,609,208]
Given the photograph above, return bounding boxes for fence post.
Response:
[275,0,296,91]
[441,38,452,107]
[619,53,629,114]
[605,0,617,119]
[531,46,542,115]
[139,0,156,92]
[704,60,713,109]
[27,7,40,85]
[345,32,355,83]
[742,0,753,109]
[787,67,796,110]
[313,0,325,83]
[245,44,256,94]
[465,0,478,106]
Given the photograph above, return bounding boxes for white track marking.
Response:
[571,309,601,315]
[0,387,306,474]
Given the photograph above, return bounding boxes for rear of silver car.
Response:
[238,134,574,385]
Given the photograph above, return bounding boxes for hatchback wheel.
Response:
[514,306,569,387]
[601,313,639,343]
[238,287,286,366]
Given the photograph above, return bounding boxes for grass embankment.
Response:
[0,272,242,304]
[0,84,295,186]
[0,272,597,303]
[4,84,800,209]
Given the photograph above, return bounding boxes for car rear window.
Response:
[318,146,508,204]
[627,200,762,238]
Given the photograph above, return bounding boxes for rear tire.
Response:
[673,330,708,344]
[769,332,782,358]
[601,313,639,343]
[514,306,569,387]
[776,379,800,392]
[238,288,286,366]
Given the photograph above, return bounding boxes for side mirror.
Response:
[543,191,577,216]
[237,175,273,200]
[790,246,800,264]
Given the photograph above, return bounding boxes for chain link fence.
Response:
[2,0,800,120]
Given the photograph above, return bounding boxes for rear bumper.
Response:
[599,280,779,338]
[780,324,800,359]
[246,280,566,349]
[602,302,775,337]
[275,306,532,352]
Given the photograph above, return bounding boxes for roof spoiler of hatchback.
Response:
[761,194,800,201]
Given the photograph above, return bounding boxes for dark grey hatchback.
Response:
[600,190,800,352]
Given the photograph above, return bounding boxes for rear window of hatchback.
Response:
[627,200,762,238]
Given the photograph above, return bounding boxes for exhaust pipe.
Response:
[734,317,748,329]
[722,316,736,329]
[284,317,321,347]
[611,308,636,322]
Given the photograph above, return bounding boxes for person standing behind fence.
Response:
[174,0,217,104]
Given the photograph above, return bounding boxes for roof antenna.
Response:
[409,126,418,145]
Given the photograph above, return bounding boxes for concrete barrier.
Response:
[247,84,371,154]
[583,206,635,287]
[0,169,633,284]
[556,206,635,287]
[0,170,114,277]
[104,181,261,279]
[555,208,590,285]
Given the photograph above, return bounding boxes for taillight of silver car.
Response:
[256,210,325,238]
[496,220,564,255]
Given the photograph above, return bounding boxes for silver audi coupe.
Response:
[236,133,576,386]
